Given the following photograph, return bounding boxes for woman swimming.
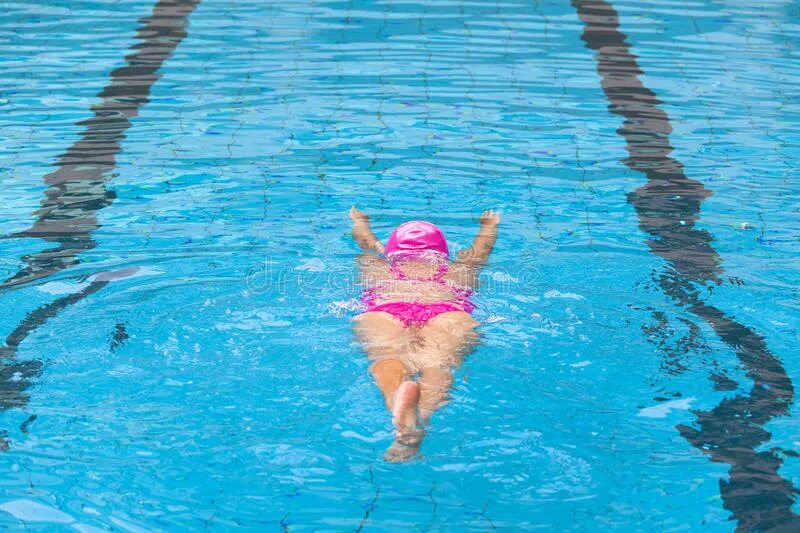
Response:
[349,206,500,462]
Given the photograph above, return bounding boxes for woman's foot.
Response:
[384,431,423,462]
[391,381,420,433]
[386,381,422,462]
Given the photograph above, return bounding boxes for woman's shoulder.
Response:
[357,253,388,268]
[445,262,479,288]
[358,254,390,286]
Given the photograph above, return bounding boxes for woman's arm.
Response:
[456,210,501,268]
[349,206,385,254]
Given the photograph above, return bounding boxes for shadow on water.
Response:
[0,0,200,443]
[571,0,799,530]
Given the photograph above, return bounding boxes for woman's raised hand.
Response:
[350,206,369,223]
[479,209,501,227]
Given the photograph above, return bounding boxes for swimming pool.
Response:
[1,0,798,529]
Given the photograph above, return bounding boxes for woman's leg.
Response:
[354,310,479,462]
[417,366,454,423]
[354,311,425,462]
[414,311,480,422]
[353,311,418,420]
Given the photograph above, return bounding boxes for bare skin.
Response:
[350,206,500,461]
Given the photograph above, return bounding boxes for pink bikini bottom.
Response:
[365,301,475,327]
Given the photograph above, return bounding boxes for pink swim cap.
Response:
[385,221,449,257]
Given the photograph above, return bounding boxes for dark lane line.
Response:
[0,0,200,444]
[1,0,200,290]
[0,267,136,419]
[571,0,799,530]
[0,280,109,428]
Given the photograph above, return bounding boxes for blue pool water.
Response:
[1,0,799,530]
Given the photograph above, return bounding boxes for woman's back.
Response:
[359,256,477,307]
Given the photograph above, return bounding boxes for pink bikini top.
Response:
[361,258,474,309]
